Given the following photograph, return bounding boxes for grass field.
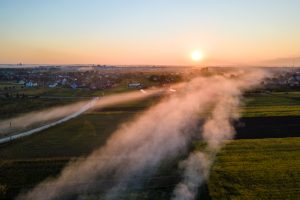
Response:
[0,81,153,120]
[0,80,143,98]
[0,98,76,120]
[2,86,300,120]
[0,89,299,199]
[1,82,300,120]
[242,91,300,117]
[0,82,21,90]
[0,110,138,159]
[1,137,299,199]
[0,109,140,199]
[207,137,300,200]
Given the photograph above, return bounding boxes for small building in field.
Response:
[25,81,38,87]
[18,80,25,85]
[48,83,58,88]
[70,83,78,89]
[128,83,143,89]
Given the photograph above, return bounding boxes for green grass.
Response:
[2,86,299,121]
[21,87,101,97]
[2,136,299,199]
[0,98,75,120]
[0,111,138,159]
[0,157,69,199]
[0,94,160,159]
[0,110,140,199]
[0,80,147,97]
[245,92,300,107]
[242,105,300,117]
[0,90,299,199]
[207,137,300,200]
[0,83,158,120]
[242,91,300,117]
[0,82,21,90]
[0,93,162,199]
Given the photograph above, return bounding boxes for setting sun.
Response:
[191,50,203,62]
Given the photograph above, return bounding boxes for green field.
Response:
[0,98,76,120]
[1,82,300,120]
[0,96,161,199]
[0,79,154,98]
[0,82,21,90]
[0,110,140,159]
[0,110,139,199]
[207,137,300,200]
[0,82,148,120]
[1,137,299,199]
[242,91,300,117]
[0,90,299,199]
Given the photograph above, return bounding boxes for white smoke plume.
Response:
[172,152,211,200]
[172,70,267,200]
[17,69,267,200]
[171,95,238,200]
[0,89,161,139]
[0,101,88,135]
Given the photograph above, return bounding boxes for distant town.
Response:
[0,65,300,99]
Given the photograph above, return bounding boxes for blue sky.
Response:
[1,0,300,65]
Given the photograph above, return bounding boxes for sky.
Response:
[0,0,300,66]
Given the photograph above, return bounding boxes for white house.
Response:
[128,83,143,88]
[48,83,58,88]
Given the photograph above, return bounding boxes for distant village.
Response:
[0,65,299,98]
[262,70,300,88]
[0,65,183,97]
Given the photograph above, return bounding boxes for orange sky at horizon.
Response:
[2,35,299,66]
[1,1,300,66]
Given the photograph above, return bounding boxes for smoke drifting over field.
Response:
[0,90,161,139]
[172,76,242,200]
[17,69,267,200]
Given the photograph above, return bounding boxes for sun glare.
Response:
[191,50,203,62]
